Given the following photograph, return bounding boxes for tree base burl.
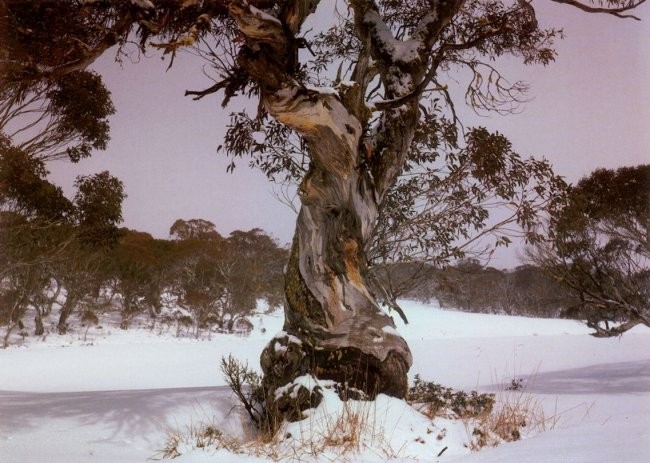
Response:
[260,332,409,423]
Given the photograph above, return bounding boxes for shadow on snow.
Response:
[0,386,236,443]
[491,359,650,395]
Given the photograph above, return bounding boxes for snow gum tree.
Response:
[530,165,650,337]
[1,0,644,418]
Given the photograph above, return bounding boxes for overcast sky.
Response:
[47,1,649,268]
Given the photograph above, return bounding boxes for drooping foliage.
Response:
[1,0,641,267]
[531,164,650,336]
[0,136,126,342]
[0,136,72,220]
[0,70,115,162]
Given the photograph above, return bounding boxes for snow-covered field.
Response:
[1,301,649,462]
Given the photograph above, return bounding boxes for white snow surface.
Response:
[1,300,649,462]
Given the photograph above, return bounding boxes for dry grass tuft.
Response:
[160,420,245,459]
[157,394,400,461]
[466,373,560,450]
[265,388,400,460]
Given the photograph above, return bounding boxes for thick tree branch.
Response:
[348,0,467,201]
[184,67,249,106]
[227,0,317,93]
[265,86,362,179]
[31,11,134,81]
[228,0,363,177]
[589,318,644,337]
[280,0,321,34]
[370,53,446,111]
[549,0,646,20]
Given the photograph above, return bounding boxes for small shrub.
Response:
[80,309,99,325]
[220,355,268,430]
[161,420,242,459]
[506,378,525,391]
[465,374,557,451]
[408,375,495,419]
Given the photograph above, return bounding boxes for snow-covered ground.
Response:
[1,301,649,462]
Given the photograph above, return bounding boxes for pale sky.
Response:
[47,1,650,267]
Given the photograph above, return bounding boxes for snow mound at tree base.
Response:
[276,389,471,461]
[169,377,505,463]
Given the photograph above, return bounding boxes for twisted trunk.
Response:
[258,87,412,416]
[265,203,412,397]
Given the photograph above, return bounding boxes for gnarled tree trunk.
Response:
[259,90,412,409]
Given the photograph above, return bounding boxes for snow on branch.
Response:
[361,9,423,65]
[228,1,288,51]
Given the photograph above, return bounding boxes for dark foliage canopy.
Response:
[531,164,650,336]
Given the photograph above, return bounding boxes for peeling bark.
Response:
[262,188,413,409]
[260,83,412,412]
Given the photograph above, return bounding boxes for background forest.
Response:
[1,137,647,347]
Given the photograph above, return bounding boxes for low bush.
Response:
[408,374,495,419]
[220,354,268,431]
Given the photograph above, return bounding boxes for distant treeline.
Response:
[373,259,578,319]
[1,217,287,346]
[2,215,583,348]
[2,212,588,348]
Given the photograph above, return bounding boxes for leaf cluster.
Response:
[47,71,115,161]
[219,111,307,181]
[1,70,115,162]
[0,138,73,221]
[371,125,566,265]
[449,0,562,65]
